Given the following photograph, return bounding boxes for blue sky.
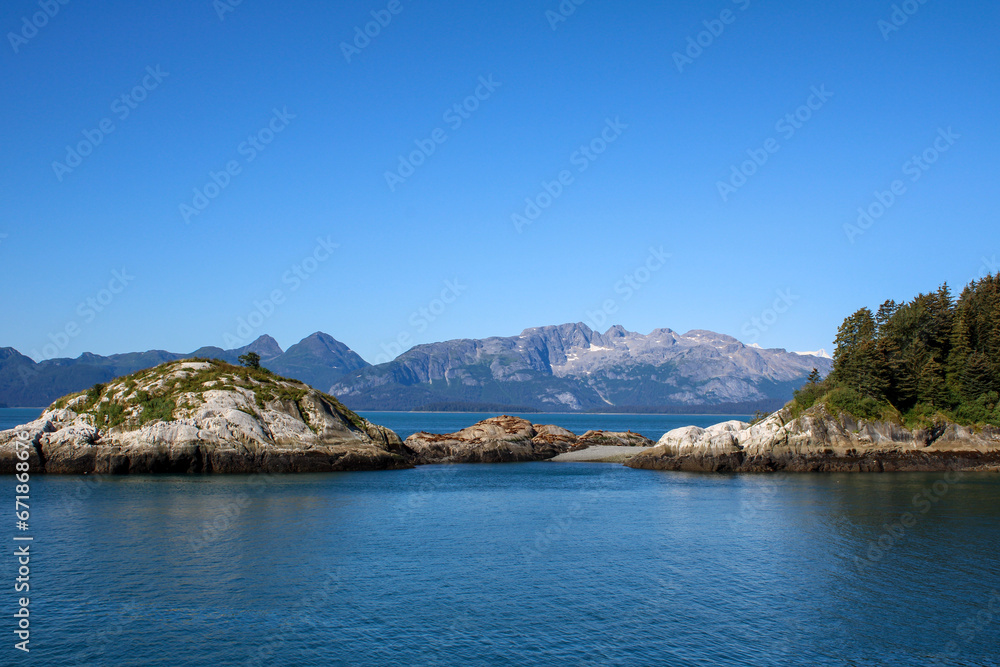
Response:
[1,0,997,363]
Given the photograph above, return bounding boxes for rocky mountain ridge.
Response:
[1,324,831,412]
[331,323,832,412]
[0,333,368,408]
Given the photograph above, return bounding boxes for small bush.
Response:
[792,380,827,413]
[824,387,886,422]
[96,402,126,428]
[139,396,175,425]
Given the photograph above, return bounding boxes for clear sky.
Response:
[1,0,997,363]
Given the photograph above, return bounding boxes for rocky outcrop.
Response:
[0,360,411,474]
[405,416,579,463]
[627,406,1000,473]
[572,429,655,450]
[404,420,656,463]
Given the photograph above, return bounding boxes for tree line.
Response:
[793,274,1000,426]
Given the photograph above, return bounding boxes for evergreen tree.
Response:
[831,308,886,399]
[918,357,949,409]
[815,276,1000,425]
[238,352,261,369]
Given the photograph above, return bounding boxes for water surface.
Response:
[8,464,999,666]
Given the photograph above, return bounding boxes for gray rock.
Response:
[628,406,1000,472]
[405,416,576,464]
[573,430,655,450]
[0,360,411,474]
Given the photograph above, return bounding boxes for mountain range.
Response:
[0,324,831,412]
[0,333,366,409]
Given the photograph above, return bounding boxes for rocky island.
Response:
[627,406,1000,473]
[5,270,1000,477]
[0,359,411,474]
[404,416,653,464]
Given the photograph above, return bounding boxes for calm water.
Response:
[2,409,999,665]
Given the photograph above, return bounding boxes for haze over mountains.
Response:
[0,324,830,412]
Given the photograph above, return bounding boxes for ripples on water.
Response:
[2,410,999,665]
[8,465,997,666]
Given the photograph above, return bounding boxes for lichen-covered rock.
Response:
[0,360,412,474]
[405,416,576,463]
[628,406,1000,473]
[572,430,655,450]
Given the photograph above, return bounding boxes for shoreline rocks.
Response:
[5,366,998,475]
[627,406,1000,473]
[405,416,574,464]
[0,360,413,475]
[404,418,657,464]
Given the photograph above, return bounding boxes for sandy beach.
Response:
[548,445,653,463]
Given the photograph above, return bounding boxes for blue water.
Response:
[2,409,1000,665]
[0,408,44,431]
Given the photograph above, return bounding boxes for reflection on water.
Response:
[12,464,1000,666]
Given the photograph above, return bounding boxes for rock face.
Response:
[572,430,654,450]
[0,360,411,475]
[404,420,655,463]
[628,406,1000,473]
[405,416,579,464]
[332,323,833,412]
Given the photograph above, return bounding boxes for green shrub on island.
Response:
[51,358,366,434]
[788,274,1000,428]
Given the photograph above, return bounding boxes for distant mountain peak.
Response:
[794,349,832,360]
[297,332,353,353]
[240,335,283,360]
[331,322,834,412]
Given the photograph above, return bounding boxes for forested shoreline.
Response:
[791,275,1000,427]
